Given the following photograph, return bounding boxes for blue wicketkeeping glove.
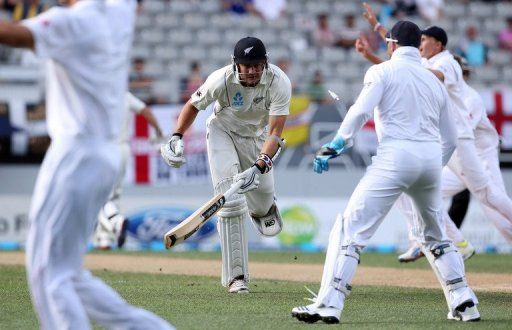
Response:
[313,135,347,174]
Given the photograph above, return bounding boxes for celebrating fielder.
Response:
[360,3,512,262]
[0,0,173,328]
[292,21,479,324]
[161,37,291,293]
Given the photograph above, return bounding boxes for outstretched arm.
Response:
[140,107,163,137]
[362,2,387,41]
[174,99,199,135]
[355,35,384,64]
[0,21,34,48]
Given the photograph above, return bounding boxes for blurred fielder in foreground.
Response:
[292,21,480,324]
[94,92,163,250]
[0,0,173,328]
[161,37,291,293]
[360,3,512,262]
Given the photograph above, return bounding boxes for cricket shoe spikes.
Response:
[292,304,341,324]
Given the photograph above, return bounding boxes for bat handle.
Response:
[223,180,245,200]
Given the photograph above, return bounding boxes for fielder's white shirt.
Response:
[118,92,146,143]
[422,50,474,139]
[338,47,457,165]
[462,83,500,152]
[22,0,136,140]
[190,63,291,137]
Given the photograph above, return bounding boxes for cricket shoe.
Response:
[447,300,480,322]
[456,240,476,261]
[398,245,424,263]
[229,277,249,294]
[291,304,341,324]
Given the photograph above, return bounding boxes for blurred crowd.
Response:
[1,0,512,105]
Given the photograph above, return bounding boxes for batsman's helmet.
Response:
[232,37,268,65]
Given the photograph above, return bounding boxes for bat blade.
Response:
[164,193,226,249]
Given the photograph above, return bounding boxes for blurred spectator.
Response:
[276,57,299,93]
[180,61,204,103]
[253,0,286,21]
[10,0,47,22]
[393,0,417,19]
[306,70,329,104]
[221,0,258,16]
[457,25,488,67]
[335,14,360,50]
[129,57,154,102]
[416,0,443,23]
[499,17,512,52]
[312,13,335,48]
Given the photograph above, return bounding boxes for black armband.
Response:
[254,153,273,174]
[172,133,183,139]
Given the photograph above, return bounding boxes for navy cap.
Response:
[386,21,421,48]
[422,26,448,46]
[233,37,268,64]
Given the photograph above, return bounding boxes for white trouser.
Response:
[207,117,275,216]
[403,139,512,244]
[316,140,472,310]
[108,142,130,203]
[26,138,172,330]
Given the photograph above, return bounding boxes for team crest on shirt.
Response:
[253,96,264,104]
[233,92,244,107]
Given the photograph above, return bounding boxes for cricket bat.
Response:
[163,180,244,249]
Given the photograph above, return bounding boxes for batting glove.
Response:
[313,135,347,174]
[234,166,260,194]
[160,133,186,168]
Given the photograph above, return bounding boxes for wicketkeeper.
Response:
[161,37,291,293]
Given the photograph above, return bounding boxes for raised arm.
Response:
[355,35,384,64]
[362,2,387,41]
[0,21,34,48]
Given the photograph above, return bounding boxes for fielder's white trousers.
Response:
[26,138,172,330]
[342,139,449,248]
[402,138,512,244]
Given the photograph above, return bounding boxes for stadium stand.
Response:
[1,0,512,167]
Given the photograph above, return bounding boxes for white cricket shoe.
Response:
[291,304,341,324]
[398,245,424,263]
[228,278,249,294]
[456,240,476,261]
[448,300,480,322]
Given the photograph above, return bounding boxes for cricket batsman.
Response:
[161,37,291,293]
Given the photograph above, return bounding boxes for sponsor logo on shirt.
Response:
[195,90,202,97]
[233,92,244,107]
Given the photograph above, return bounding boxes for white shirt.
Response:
[22,0,136,140]
[118,92,146,143]
[191,63,291,137]
[462,83,500,152]
[338,47,457,165]
[422,50,474,139]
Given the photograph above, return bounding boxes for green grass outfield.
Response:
[1,252,511,329]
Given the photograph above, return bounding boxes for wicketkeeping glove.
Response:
[234,166,260,194]
[313,135,347,174]
[160,133,186,168]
